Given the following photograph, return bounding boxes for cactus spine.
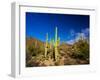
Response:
[45,33,48,57]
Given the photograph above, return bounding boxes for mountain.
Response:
[26,37,45,48]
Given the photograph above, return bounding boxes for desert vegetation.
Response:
[26,27,89,67]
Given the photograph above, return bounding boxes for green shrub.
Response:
[72,39,89,60]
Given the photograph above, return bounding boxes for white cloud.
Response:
[66,39,75,45]
[66,28,89,44]
[75,32,87,41]
[82,28,89,37]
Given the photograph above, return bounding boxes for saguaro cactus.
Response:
[44,27,60,61]
[54,27,59,61]
[45,33,48,57]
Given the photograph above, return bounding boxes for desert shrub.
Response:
[26,58,39,67]
[71,39,89,60]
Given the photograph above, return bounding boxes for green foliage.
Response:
[71,39,89,60]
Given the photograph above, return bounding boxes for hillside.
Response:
[26,37,45,48]
[26,37,89,67]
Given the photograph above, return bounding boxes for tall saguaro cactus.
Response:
[54,27,59,61]
[44,27,60,61]
[45,33,48,58]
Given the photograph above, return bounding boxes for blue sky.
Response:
[26,12,89,44]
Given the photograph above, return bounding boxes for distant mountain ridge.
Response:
[26,37,45,48]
